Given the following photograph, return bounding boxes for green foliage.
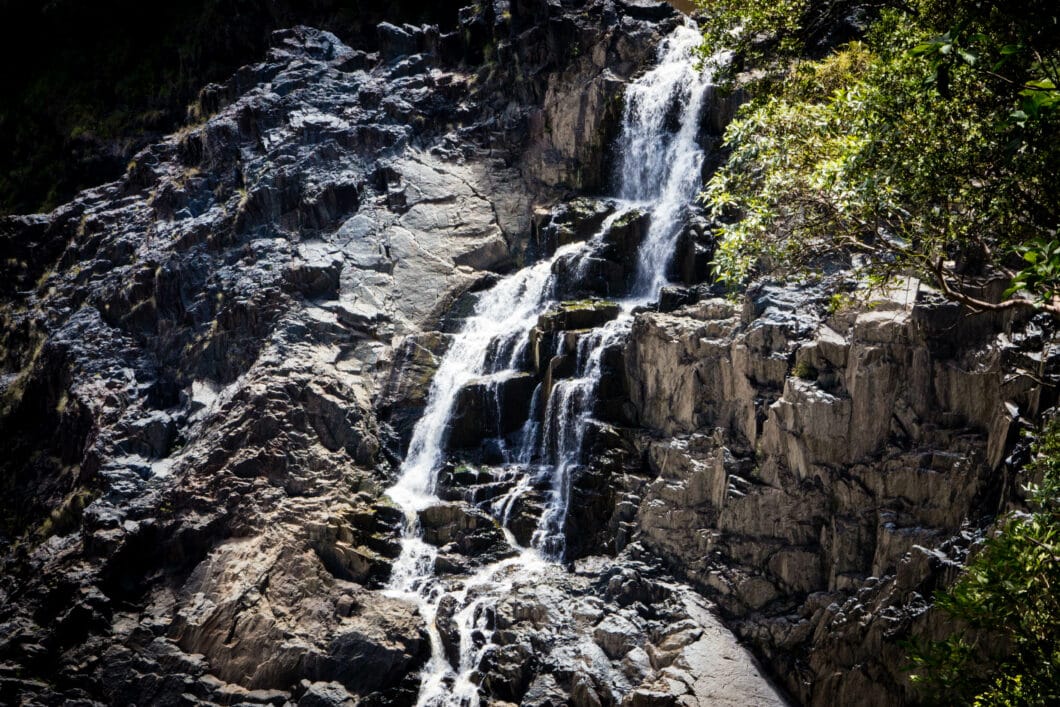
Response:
[1006,238,1060,304]
[907,419,1060,705]
[696,0,810,82]
[791,360,818,380]
[697,0,1060,312]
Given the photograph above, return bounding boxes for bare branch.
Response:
[932,257,1060,317]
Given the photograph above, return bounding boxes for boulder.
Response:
[418,502,515,565]
[537,300,621,333]
[447,371,539,449]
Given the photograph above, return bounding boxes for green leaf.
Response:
[1024,79,1057,91]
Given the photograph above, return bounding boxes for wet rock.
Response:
[523,672,570,706]
[537,300,621,333]
[657,286,698,313]
[521,11,669,191]
[434,594,462,669]
[0,3,684,701]
[379,331,452,452]
[480,641,536,701]
[4,0,1036,705]
[447,372,538,449]
[533,198,617,255]
[556,209,650,298]
[419,502,515,566]
[503,491,547,547]
[667,213,714,286]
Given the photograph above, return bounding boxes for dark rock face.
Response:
[552,207,652,299]
[0,0,472,216]
[0,2,679,705]
[448,372,538,449]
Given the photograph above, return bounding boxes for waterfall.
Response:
[383,19,714,706]
[530,316,631,556]
[387,241,585,513]
[620,22,712,297]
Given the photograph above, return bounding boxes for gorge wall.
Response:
[0,1,1054,706]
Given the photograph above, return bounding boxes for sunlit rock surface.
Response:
[1,1,1055,706]
[621,279,1058,705]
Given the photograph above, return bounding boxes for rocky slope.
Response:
[0,1,1054,706]
[0,1,746,704]
[0,0,473,216]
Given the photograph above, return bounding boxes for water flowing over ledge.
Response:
[383,20,721,705]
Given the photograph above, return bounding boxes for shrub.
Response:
[907,419,1060,705]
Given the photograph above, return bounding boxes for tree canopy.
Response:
[696,0,1060,313]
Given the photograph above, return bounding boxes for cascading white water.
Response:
[530,316,631,557]
[619,22,713,298]
[527,22,714,558]
[387,242,584,514]
[382,244,585,707]
[383,18,714,706]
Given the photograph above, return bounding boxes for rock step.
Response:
[447,372,538,449]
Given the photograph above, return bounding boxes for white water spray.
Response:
[619,22,713,297]
[382,19,715,706]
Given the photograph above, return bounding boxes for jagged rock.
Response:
[555,209,651,299]
[667,213,714,286]
[169,535,428,698]
[523,672,569,706]
[593,611,645,659]
[378,330,452,453]
[419,502,515,567]
[625,278,1055,705]
[520,10,673,191]
[479,641,536,701]
[0,3,686,704]
[657,285,698,312]
[434,594,462,669]
[533,198,617,255]
[298,680,358,706]
[447,372,538,449]
[4,0,1047,705]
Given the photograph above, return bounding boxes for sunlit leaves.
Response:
[1006,239,1060,302]
[693,0,810,84]
[699,0,1060,308]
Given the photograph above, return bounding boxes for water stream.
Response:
[383,21,713,706]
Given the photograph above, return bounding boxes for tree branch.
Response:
[932,257,1060,317]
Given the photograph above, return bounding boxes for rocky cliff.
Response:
[620,280,1057,704]
[0,1,1053,706]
